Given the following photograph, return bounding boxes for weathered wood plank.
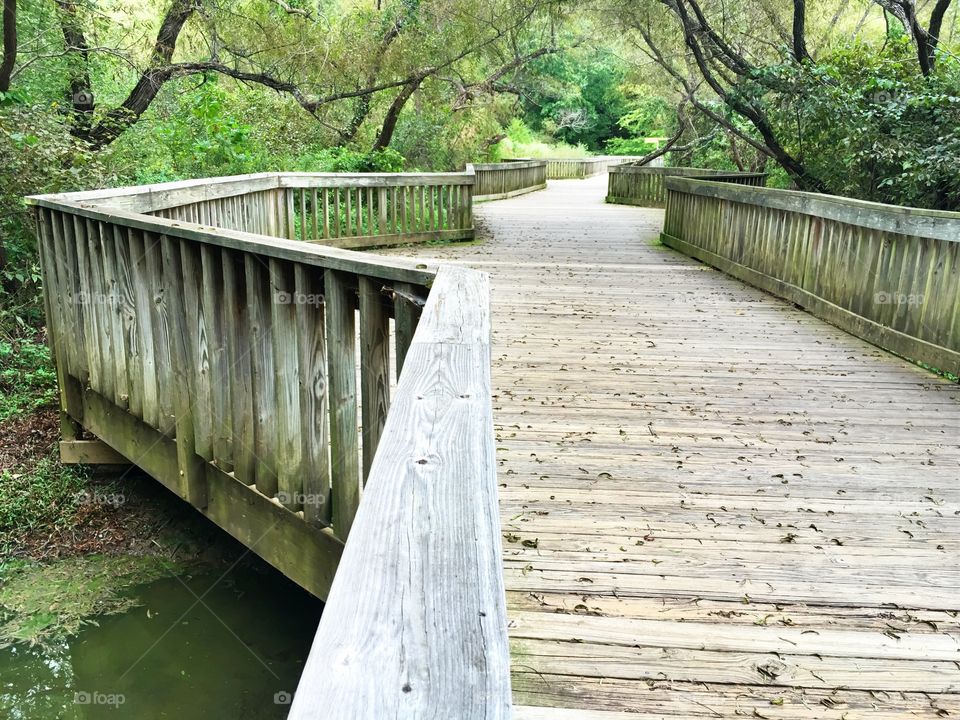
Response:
[295,264,331,526]
[245,254,279,497]
[359,276,390,481]
[270,258,304,510]
[325,269,360,540]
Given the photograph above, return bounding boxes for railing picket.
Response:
[112,228,139,416]
[359,277,390,482]
[224,249,256,487]
[146,233,176,435]
[129,227,159,428]
[244,255,279,496]
[326,269,360,539]
[201,244,232,465]
[161,234,207,506]
[295,264,331,526]
[393,282,419,375]
[179,241,212,459]
[270,258,304,510]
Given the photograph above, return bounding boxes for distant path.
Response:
[391,175,960,718]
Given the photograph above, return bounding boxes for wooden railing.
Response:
[468,159,547,201]
[545,157,611,179]
[607,165,767,208]
[28,171,509,716]
[662,177,960,376]
[543,156,643,179]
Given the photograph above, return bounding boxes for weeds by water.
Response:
[0,554,183,648]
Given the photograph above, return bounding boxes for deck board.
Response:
[387,175,960,717]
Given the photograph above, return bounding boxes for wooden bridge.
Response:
[29,161,960,718]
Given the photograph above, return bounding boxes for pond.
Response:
[0,564,321,719]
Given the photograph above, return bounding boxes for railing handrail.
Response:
[467,158,546,171]
[611,164,767,177]
[665,176,960,242]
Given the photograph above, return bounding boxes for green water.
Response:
[0,566,321,719]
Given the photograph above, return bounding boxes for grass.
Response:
[0,554,182,648]
[0,456,89,554]
[496,136,592,159]
[0,336,57,422]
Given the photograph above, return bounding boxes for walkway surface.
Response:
[393,175,960,718]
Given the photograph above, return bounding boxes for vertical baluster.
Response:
[101,222,129,410]
[322,188,330,239]
[334,188,342,238]
[180,240,212,459]
[245,255,278,496]
[129,228,159,428]
[74,218,103,395]
[268,259,303,510]
[224,249,255,486]
[201,244,232,464]
[365,186,374,237]
[299,188,308,242]
[356,187,364,237]
[393,282,420,376]
[359,276,390,481]
[377,186,387,237]
[326,270,360,539]
[295,264,331,526]
[161,234,207,506]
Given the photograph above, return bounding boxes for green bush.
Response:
[0,337,56,422]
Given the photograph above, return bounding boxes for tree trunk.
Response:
[371,77,423,151]
[0,0,16,93]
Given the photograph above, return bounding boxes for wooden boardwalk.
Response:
[391,175,960,718]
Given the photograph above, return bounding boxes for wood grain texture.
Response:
[290,265,509,720]
[326,269,361,540]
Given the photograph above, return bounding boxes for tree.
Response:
[615,0,959,197]
[14,0,562,151]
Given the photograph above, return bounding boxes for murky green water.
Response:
[0,565,321,719]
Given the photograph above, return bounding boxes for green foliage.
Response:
[616,94,675,138]
[0,457,87,550]
[293,146,406,173]
[0,337,57,423]
[0,105,113,332]
[495,118,590,159]
[760,41,960,209]
[521,44,634,151]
